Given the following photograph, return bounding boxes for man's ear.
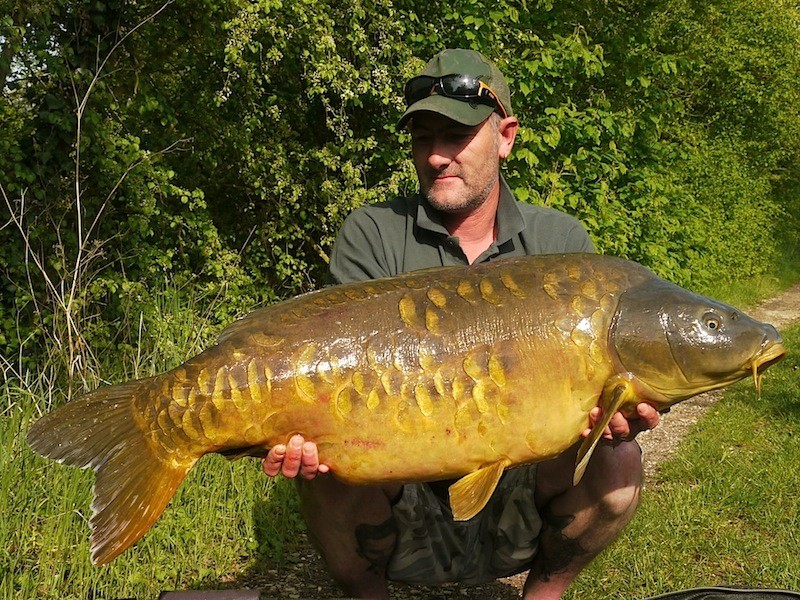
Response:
[498,116,519,160]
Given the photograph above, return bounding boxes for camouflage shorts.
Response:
[386,465,542,585]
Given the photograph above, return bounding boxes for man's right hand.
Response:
[262,434,329,479]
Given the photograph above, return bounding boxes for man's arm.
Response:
[327,207,394,284]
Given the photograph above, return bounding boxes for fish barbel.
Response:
[27,253,785,564]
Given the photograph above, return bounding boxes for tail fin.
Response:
[26,380,196,564]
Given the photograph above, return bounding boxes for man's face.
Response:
[410,112,502,215]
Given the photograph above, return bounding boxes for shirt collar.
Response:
[494,175,526,245]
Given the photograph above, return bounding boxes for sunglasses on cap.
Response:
[403,74,509,119]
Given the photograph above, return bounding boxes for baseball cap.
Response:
[398,48,513,128]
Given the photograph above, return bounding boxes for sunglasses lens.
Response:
[439,75,481,98]
[404,76,435,105]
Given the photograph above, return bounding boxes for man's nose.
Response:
[427,138,453,171]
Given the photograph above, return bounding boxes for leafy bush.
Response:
[1,0,798,378]
[681,132,782,280]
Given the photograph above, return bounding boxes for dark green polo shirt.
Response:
[328,176,595,284]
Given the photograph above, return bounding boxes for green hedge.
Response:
[1,0,798,374]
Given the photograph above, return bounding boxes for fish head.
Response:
[610,279,786,409]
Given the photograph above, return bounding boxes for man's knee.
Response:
[599,440,643,483]
[585,441,643,519]
[297,476,401,515]
[295,477,401,597]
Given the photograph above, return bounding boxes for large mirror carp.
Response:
[27,253,785,564]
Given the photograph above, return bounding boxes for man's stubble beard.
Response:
[423,127,501,215]
[423,170,498,215]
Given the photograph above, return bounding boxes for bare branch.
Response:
[2,0,178,392]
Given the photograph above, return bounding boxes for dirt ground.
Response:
[229,283,800,600]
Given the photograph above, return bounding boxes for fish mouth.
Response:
[751,339,787,397]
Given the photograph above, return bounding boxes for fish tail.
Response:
[26,380,195,564]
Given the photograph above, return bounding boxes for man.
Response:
[263,49,660,599]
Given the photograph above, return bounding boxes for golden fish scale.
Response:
[139,254,649,483]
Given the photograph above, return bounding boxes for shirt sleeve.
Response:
[566,223,596,253]
[327,208,392,285]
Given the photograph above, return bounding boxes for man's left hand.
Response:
[582,403,660,444]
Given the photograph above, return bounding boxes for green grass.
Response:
[695,234,800,308]
[0,282,306,599]
[1,370,305,599]
[568,322,800,598]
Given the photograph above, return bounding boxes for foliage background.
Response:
[1,0,799,374]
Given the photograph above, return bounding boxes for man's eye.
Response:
[448,133,472,143]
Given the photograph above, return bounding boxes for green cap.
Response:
[398,48,512,128]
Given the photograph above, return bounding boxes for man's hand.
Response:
[262,434,329,479]
[582,403,660,444]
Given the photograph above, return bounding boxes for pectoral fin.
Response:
[449,460,509,521]
[574,377,638,486]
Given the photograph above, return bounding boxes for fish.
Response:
[26,253,786,565]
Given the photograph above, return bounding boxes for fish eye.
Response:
[703,312,721,331]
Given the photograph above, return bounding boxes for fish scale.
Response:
[26,253,785,565]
